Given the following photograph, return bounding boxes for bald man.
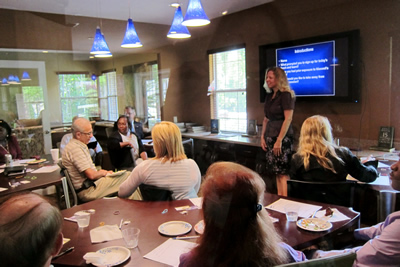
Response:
[62,117,141,201]
[0,193,63,267]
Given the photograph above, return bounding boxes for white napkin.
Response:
[314,208,350,222]
[83,252,106,265]
[90,224,123,243]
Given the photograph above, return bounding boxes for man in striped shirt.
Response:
[62,117,141,202]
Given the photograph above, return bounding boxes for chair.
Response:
[287,180,357,207]
[378,190,399,222]
[276,251,356,267]
[139,184,173,201]
[58,160,79,207]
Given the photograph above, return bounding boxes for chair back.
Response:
[378,190,399,222]
[58,160,79,207]
[287,180,357,207]
[139,184,173,201]
[276,251,356,267]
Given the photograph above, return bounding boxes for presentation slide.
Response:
[277,41,335,96]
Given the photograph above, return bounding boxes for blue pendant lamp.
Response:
[21,71,31,81]
[1,78,9,86]
[182,0,210,27]
[90,27,111,55]
[121,18,143,48]
[168,6,191,39]
[8,75,16,84]
[14,75,21,84]
[95,53,113,58]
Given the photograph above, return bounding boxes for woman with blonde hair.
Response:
[179,162,306,267]
[290,115,378,183]
[119,121,201,200]
[261,66,295,196]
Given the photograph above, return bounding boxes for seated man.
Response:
[312,158,400,266]
[62,117,141,202]
[0,192,64,267]
[124,106,145,139]
[60,116,103,167]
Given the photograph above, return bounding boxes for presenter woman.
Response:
[261,67,295,196]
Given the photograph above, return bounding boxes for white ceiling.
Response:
[0,0,273,25]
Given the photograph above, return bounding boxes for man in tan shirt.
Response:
[62,117,140,202]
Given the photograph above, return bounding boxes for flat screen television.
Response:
[259,30,360,103]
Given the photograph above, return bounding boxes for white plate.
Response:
[106,170,127,177]
[158,221,192,236]
[27,159,47,164]
[296,218,333,232]
[93,246,131,267]
[194,220,204,234]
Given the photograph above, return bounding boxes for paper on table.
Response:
[90,224,123,243]
[31,165,60,173]
[347,174,391,186]
[189,197,203,209]
[144,238,197,267]
[266,198,322,218]
[314,208,350,222]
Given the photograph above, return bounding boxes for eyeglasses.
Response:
[80,131,93,136]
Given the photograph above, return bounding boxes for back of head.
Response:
[298,115,341,171]
[151,121,186,162]
[189,162,287,266]
[0,193,63,267]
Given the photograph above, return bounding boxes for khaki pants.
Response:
[78,172,142,202]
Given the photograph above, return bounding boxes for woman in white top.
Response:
[119,121,201,200]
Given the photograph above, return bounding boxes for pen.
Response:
[119,219,123,229]
[173,236,200,240]
[53,247,74,259]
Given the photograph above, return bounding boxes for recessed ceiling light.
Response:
[222,10,228,15]
[42,51,48,53]
[170,3,180,8]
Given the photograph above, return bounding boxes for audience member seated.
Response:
[0,192,64,267]
[60,116,103,167]
[0,119,22,164]
[62,117,141,202]
[107,115,148,170]
[119,121,201,200]
[125,106,145,139]
[179,162,307,267]
[290,115,378,183]
[312,158,400,266]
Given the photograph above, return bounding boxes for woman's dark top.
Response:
[290,147,378,183]
[264,91,295,138]
[0,135,22,164]
[107,131,145,170]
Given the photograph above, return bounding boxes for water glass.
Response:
[74,211,91,227]
[122,227,140,249]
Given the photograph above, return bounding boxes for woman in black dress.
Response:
[261,67,295,196]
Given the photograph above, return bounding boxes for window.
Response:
[20,86,44,119]
[99,71,118,121]
[58,73,98,123]
[209,47,247,132]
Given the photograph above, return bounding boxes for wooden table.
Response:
[52,194,359,267]
[0,157,68,206]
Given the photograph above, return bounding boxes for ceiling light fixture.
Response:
[1,78,9,86]
[182,0,210,27]
[21,71,31,81]
[95,53,113,58]
[121,18,143,48]
[170,3,180,8]
[90,27,111,55]
[167,6,191,39]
